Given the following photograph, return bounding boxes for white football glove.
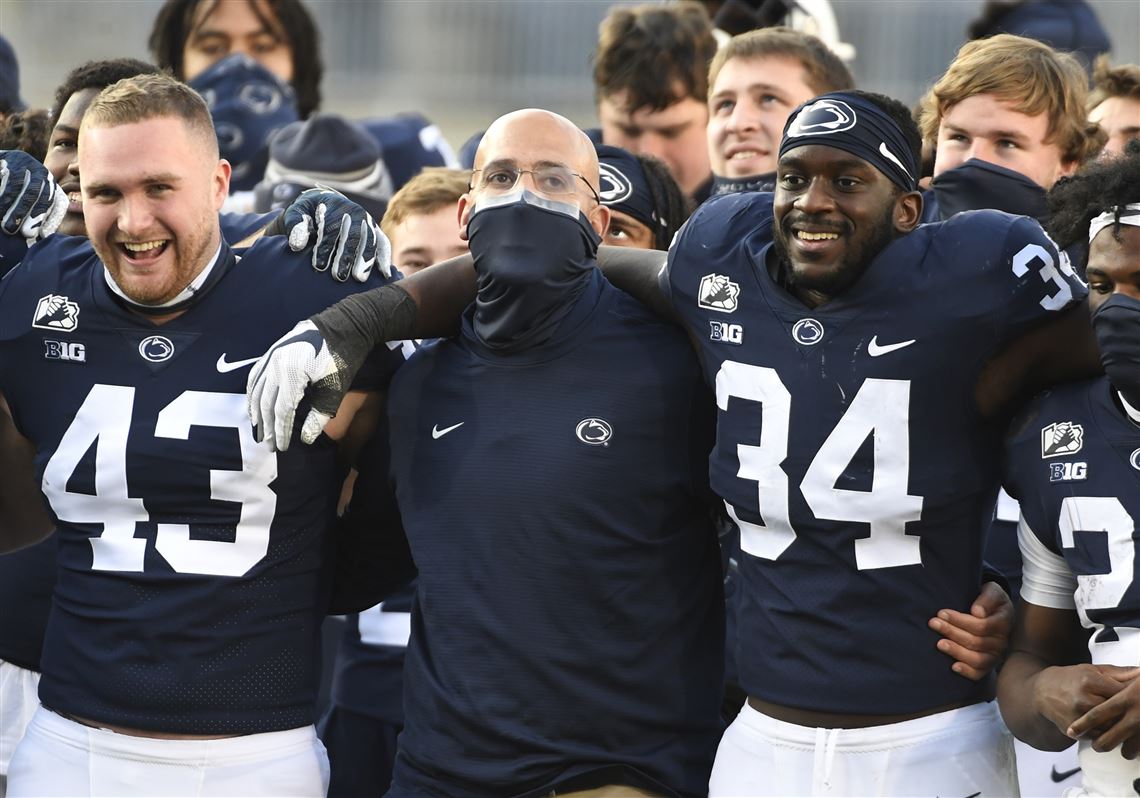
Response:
[247,320,352,452]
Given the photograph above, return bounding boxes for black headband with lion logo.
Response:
[779,93,918,192]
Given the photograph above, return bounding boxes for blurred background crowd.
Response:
[4,0,1138,150]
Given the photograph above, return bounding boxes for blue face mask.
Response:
[932,159,1048,222]
[189,54,299,192]
[466,190,601,351]
[1093,293,1140,413]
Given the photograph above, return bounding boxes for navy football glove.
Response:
[277,188,391,282]
[0,151,67,244]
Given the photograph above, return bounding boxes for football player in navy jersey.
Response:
[998,144,1140,796]
[0,58,390,795]
[249,88,1108,794]
[0,74,413,797]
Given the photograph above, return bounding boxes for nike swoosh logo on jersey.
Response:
[432,422,464,439]
[867,335,916,357]
[1050,765,1081,783]
[215,354,261,373]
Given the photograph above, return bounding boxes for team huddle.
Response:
[0,0,1138,796]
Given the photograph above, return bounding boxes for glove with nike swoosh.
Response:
[270,188,392,282]
[247,283,419,451]
[0,150,68,245]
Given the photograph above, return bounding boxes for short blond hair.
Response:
[380,167,471,240]
[919,34,1097,165]
[708,27,853,97]
[82,72,217,157]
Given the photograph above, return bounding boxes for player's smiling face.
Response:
[44,88,101,237]
[708,55,817,179]
[80,115,229,306]
[773,143,918,305]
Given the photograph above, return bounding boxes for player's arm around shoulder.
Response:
[597,190,762,322]
[973,214,1100,420]
[597,244,670,319]
[0,392,53,552]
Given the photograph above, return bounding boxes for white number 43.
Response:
[42,384,277,577]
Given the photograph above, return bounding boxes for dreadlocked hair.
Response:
[1047,139,1140,250]
[635,153,693,251]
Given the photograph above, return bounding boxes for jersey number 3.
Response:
[717,362,924,570]
[42,384,277,577]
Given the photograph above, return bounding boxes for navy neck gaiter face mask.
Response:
[466,190,601,352]
[932,159,1048,222]
[189,54,300,192]
[1093,293,1140,415]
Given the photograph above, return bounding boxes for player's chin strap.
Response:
[102,244,232,316]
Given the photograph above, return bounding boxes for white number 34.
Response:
[717,362,924,571]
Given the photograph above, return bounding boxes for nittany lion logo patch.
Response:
[576,417,613,447]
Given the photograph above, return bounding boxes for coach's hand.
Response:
[0,151,68,245]
[274,188,391,282]
[247,319,354,452]
[928,580,1013,680]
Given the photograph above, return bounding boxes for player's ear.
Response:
[893,190,923,233]
[457,193,473,242]
[213,159,232,211]
[587,204,610,239]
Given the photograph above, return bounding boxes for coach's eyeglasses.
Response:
[470,165,601,204]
